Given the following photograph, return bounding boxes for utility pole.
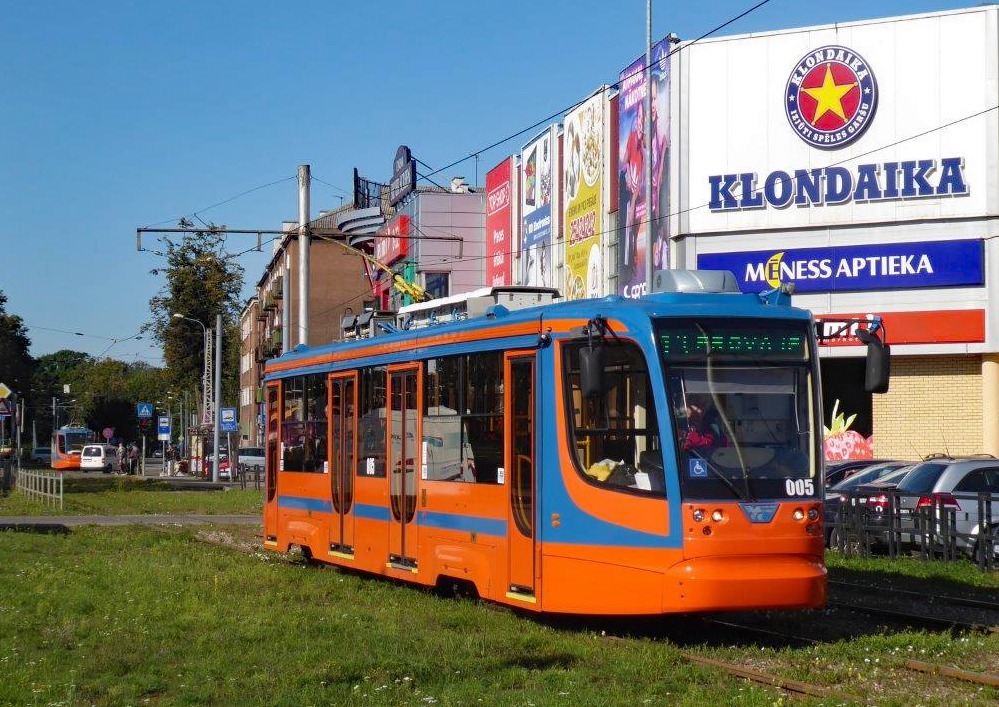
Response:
[212,313,222,484]
[644,0,654,293]
[298,164,311,348]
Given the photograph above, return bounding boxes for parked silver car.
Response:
[895,456,999,562]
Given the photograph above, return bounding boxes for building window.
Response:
[424,272,450,300]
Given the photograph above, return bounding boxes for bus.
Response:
[261,273,889,615]
[51,425,95,471]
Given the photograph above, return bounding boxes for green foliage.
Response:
[0,288,34,404]
[146,219,244,399]
[29,351,169,444]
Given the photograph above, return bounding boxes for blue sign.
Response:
[137,402,154,419]
[697,239,983,294]
[688,458,708,479]
[156,415,171,442]
[220,407,238,434]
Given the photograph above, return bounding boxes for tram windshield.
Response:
[657,318,819,501]
[57,429,91,455]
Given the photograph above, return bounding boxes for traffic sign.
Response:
[0,400,11,417]
[157,415,171,442]
[220,407,238,433]
[137,402,154,419]
[0,382,11,399]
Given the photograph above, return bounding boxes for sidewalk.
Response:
[0,514,261,531]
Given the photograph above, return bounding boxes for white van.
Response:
[80,444,117,473]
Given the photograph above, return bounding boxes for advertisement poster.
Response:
[485,158,513,287]
[618,40,671,298]
[563,94,604,300]
[521,127,555,287]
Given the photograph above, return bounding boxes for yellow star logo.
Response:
[802,63,856,125]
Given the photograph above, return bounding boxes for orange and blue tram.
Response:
[262,276,888,614]
[51,425,95,471]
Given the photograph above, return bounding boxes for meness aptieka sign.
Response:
[698,239,983,293]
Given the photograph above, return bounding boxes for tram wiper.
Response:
[686,448,751,502]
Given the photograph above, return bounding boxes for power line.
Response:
[424,1,773,180]
[141,175,297,229]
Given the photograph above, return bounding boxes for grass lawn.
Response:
[1,526,996,706]
[1,475,995,704]
[0,475,263,516]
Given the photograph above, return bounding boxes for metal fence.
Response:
[14,466,64,509]
[826,489,997,572]
[238,464,263,491]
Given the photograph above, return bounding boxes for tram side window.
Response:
[423,352,503,484]
[357,366,388,478]
[281,374,328,473]
[564,340,664,496]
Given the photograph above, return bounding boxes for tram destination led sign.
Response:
[660,327,807,360]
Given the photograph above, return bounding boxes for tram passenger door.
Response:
[506,354,537,598]
[388,365,420,569]
[328,373,356,556]
[264,382,280,543]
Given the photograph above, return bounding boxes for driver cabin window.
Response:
[564,340,663,496]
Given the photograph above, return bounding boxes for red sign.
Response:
[485,158,513,287]
[102,427,114,441]
[374,215,410,265]
[815,309,985,346]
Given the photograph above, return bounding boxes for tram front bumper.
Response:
[662,554,826,612]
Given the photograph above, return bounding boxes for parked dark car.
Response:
[825,458,892,486]
[826,464,917,549]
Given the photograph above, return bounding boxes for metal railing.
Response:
[827,489,997,572]
[15,466,64,509]
[238,464,264,491]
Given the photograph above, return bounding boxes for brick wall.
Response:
[872,354,982,459]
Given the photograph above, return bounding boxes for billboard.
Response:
[485,157,514,287]
[374,214,410,265]
[618,39,671,298]
[815,309,985,346]
[685,9,992,233]
[521,127,555,288]
[563,93,604,300]
[698,239,984,293]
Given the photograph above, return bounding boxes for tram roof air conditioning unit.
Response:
[397,286,561,330]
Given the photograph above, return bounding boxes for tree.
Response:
[0,290,35,437]
[146,220,245,406]
[31,350,92,441]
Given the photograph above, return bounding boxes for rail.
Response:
[238,464,264,491]
[15,466,64,509]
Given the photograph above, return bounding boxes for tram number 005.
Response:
[785,479,815,496]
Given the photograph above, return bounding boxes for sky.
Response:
[0,0,978,365]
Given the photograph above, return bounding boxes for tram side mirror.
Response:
[856,329,890,394]
[579,345,605,399]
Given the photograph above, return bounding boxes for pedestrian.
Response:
[116,442,126,475]
[128,442,139,475]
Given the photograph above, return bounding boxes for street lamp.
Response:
[172,312,223,483]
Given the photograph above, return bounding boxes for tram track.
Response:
[679,652,854,702]
[827,599,999,635]
[829,578,999,613]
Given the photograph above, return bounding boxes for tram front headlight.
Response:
[792,508,805,521]
[711,509,724,523]
[692,509,705,523]
[807,507,820,521]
